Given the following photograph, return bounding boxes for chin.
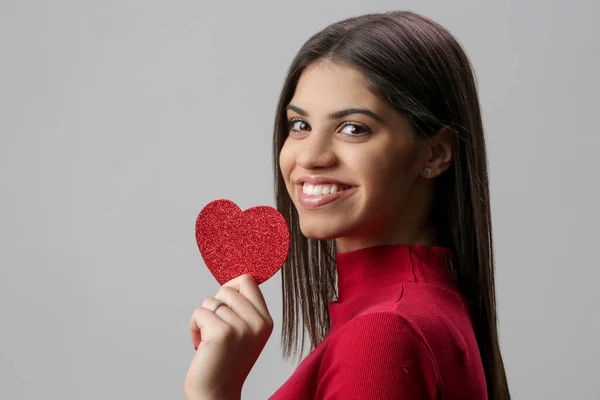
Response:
[299,220,342,241]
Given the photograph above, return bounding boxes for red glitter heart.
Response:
[195,199,290,285]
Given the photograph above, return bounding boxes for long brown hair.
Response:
[271,10,510,399]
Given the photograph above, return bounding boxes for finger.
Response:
[212,287,265,333]
[201,296,248,332]
[222,274,272,323]
[189,306,231,350]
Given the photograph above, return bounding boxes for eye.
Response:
[285,118,372,138]
[287,118,311,134]
[339,121,371,137]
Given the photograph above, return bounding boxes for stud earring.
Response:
[424,167,433,176]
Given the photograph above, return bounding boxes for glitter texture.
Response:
[195,199,290,285]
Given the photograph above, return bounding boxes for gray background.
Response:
[1,0,598,399]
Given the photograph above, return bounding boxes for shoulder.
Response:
[316,312,442,399]
[323,311,439,368]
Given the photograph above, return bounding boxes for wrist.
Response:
[188,391,241,400]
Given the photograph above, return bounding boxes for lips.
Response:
[294,175,352,186]
[296,184,356,209]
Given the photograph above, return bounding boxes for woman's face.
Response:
[279,60,432,252]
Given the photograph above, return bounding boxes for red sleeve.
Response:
[316,312,441,399]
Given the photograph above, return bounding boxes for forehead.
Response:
[290,61,384,114]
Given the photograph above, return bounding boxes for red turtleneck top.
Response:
[268,244,487,399]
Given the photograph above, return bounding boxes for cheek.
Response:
[360,151,414,201]
[278,141,294,181]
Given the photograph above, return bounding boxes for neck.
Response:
[335,224,438,253]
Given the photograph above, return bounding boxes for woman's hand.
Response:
[184,274,274,400]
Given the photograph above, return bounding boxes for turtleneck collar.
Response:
[328,243,455,331]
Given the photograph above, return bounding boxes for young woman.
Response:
[185,10,510,400]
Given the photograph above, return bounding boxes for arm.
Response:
[316,312,441,399]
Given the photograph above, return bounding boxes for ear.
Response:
[420,126,453,178]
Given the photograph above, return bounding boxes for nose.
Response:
[295,131,336,170]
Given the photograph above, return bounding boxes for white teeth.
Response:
[302,184,312,195]
[302,182,349,196]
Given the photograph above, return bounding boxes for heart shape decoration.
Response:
[195,199,290,285]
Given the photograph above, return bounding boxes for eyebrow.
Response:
[285,104,383,122]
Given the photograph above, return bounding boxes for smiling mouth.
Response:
[301,182,353,196]
[296,183,356,209]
